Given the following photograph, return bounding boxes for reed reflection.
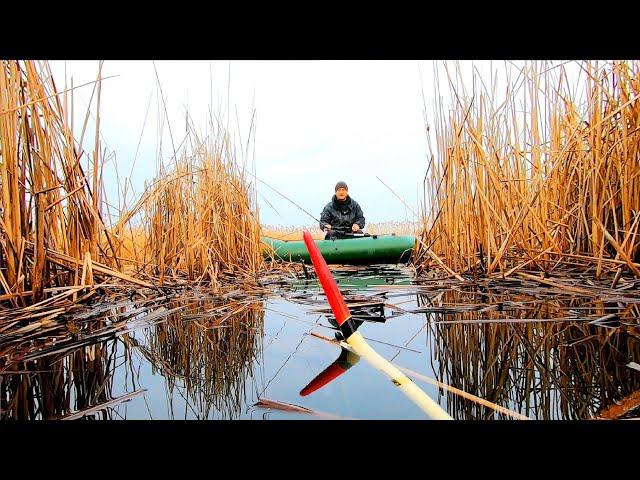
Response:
[129,299,265,419]
[1,292,163,420]
[1,339,119,420]
[421,289,640,420]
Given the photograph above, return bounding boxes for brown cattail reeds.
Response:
[112,125,263,287]
[418,61,640,279]
[1,60,120,307]
[2,59,264,319]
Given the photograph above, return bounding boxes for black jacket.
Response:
[319,195,365,234]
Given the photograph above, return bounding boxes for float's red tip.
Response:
[302,231,351,326]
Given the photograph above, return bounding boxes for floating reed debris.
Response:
[252,397,349,419]
[418,61,640,279]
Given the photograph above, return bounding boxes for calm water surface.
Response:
[2,266,639,420]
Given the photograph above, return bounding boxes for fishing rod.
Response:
[246,170,322,225]
[301,230,452,419]
[324,227,370,239]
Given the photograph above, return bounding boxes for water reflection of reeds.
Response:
[127,299,265,419]
[1,338,118,420]
[2,291,265,420]
[422,289,640,420]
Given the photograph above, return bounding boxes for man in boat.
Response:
[319,181,366,240]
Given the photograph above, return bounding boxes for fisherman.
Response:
[319,181,366,240]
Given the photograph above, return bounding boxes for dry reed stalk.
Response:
[418,61,640,279]
[114,124,263,286]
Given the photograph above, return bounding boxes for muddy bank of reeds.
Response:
[418,61,640,279]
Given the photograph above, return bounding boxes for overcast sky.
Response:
[47,60,586,228]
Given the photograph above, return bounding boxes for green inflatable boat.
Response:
[261,234,416,265]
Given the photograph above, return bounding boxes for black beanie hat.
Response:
[335,181,348,191]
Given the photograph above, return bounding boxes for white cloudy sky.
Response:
[47,60,586,228]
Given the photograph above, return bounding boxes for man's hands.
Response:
[322,224,362,233]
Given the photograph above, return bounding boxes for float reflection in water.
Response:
[300,347,360,397]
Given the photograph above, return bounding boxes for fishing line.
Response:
[243,169,322,225]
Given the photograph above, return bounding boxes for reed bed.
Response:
[0,60,123,308]
[1,59,267,346]
[418,60,640,279]
[110,126,263,287]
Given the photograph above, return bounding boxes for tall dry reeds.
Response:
[113,127,263,286]
[0,60,119,307]
[1,60,263,312]
[419,61,640,278]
